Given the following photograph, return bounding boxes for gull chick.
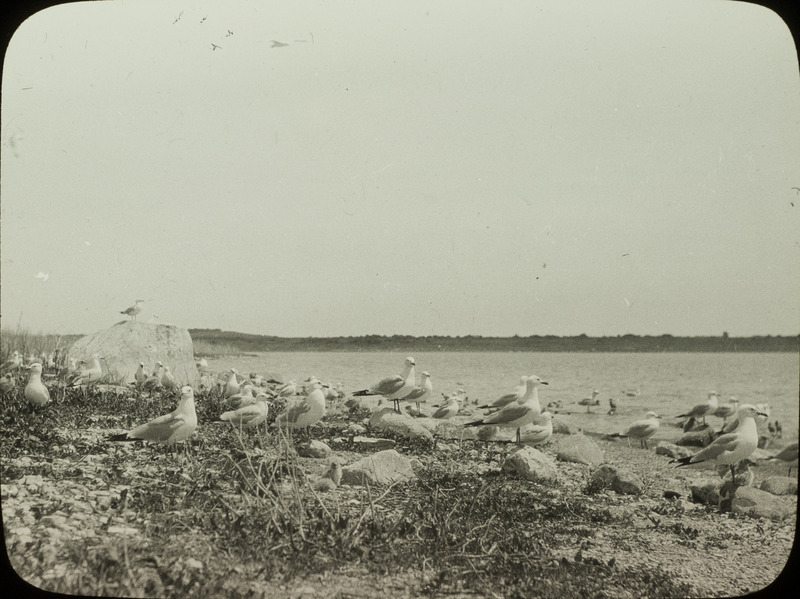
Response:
[108,386,197,445]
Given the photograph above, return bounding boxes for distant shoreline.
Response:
[188,329,799,354]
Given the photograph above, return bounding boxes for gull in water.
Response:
[464,375,547,445]
[401,371,433,415]
[609,411,661,449]
[431,394,461,419]
[219,393,270,430]
[25,363,50,407]
[676,391,719,427]
[352,357,416,413]
[478,376,528,412]
[272,378,326,431]
[672,404,768,485]
[120,299,144,321]
[109,386,197,446]
[69,355,104,387]
[766,441,798,476]
[520,411,553,446]
[578,389,601,412]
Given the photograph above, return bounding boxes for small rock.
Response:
[107,526,139,535]
[501,446,558,483]
[731,486,795,519]
[184,558,203,570]
[340,449,416,486]
[351,436,396,451]
[676,429,715,447]
[759,476,797,496]
[296,440,331,459]
[551,416,577,435]
[689,478,721,505]
[347,423,367,435]
[555,434,604,466]
[655,442,695,460]
[2,484,19,498]
[40,515,68,528]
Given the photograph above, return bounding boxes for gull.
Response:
[676,391,718,426]
[160,365,179,391]
[1,351,22,373]
[609,412,661,449]
[520,411,553,446]
[272,378,326,430]
[313,457,343,492]
[352,357,416,413]
[224,368,241,397]
[607,397,619,415]
[143,362,163,393]
[766,441,798,476]
[431,394,461,419]
[464,376,547,445]
[24,363,50,407]
[0,373,15,394]
[672,404,768,484]
[120,299,144,321]
[108,386,197,446]
[578,389,601,413]
[276,380,296,398]
[227,384,256,409]
[69,354,103,387]
[195,357,209,371]
[219,393,270,429]
[713,397,739,421]
[478,376,528,412]
[134,362,147,386]
[401,371,433,414]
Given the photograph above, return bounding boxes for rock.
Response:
[555,434,604,466]
[759,476,797,496]
[107,526,139,535]
[296,440,331,459]
[689,478,721,505]
[68,321,200,387]
[340,450,416,486]
[368,409,434,441]
[655,442,695,460]
[501,447,558,483]
[731,486,795,519]
[427,420,479,440]
[184,558,204,570]
[551,416,577,435]
[663,489,682,500]
[590,464,643,495]
[676,429,715,448]
[352,436,396,451]
[347,423,367,435]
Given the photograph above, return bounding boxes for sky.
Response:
[1,0,799,338]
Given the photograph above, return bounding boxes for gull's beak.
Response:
[757,411,769,418]
[541,381,549,385]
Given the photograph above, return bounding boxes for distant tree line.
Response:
[188,330,799,353]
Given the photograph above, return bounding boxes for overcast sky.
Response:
[1,0,798,338]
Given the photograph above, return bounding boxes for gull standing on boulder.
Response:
[465,375,548,445]
[24,363,50,407]
[352,357,416,413]
[120,299,144,321]
[108,386,197,446]
[672,404,768,485]
[609,411,661,448]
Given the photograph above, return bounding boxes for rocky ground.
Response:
[1,384,797,598]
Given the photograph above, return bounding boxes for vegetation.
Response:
[189,329,799,354]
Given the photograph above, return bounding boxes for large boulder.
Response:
[502,447,558,483]
[731,486,796,519]
[68,322,200,387]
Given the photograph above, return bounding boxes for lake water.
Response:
[205,351,799,438]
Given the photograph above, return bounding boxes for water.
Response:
[205,351,799,437]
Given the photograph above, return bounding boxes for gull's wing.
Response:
[483,403,532,425]
[625,420,657,438]
[282,400,312,424]
[403,386,427,401]
[691,432,747,462]
[432,403,455,419]
[370,375,404,396]
[128,412,187,442]
[221,403,265,425]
